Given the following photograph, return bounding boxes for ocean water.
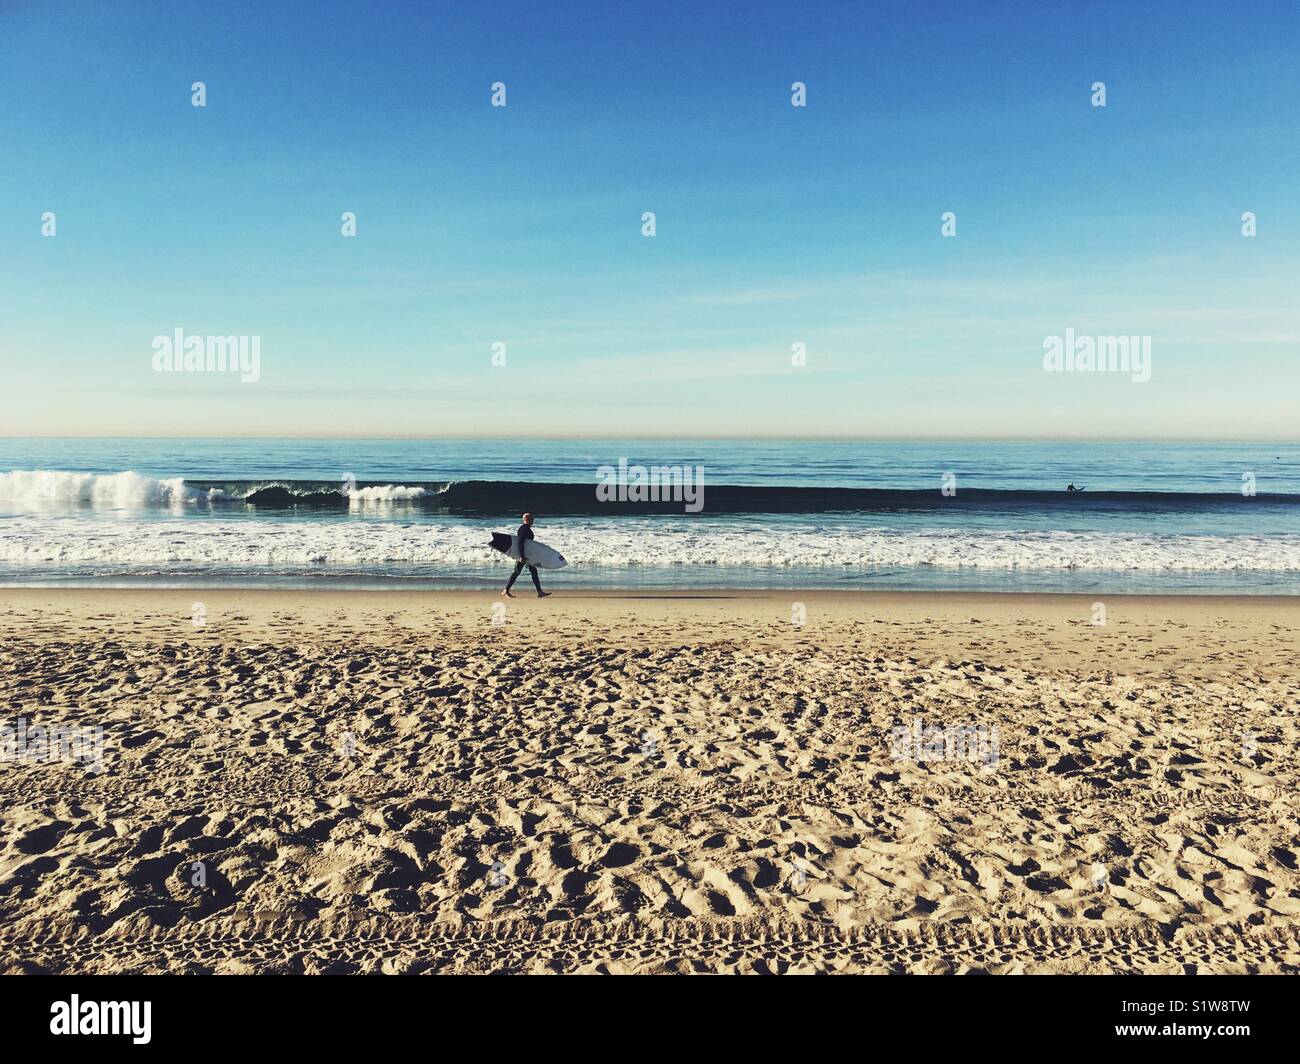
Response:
[0,438,1297,594]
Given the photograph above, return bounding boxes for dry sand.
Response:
[1,587,1297,974]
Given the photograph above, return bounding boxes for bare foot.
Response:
[501,589,514,598]
[537,591,552,598]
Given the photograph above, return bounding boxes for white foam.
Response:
[0,470,213,509]
[1,516,1297,573]
[0,469,436,509]
[345,485,426,505]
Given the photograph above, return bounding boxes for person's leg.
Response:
[528,565,544,594]
[505,560,525,591]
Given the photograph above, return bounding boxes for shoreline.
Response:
[6,585,1300,602]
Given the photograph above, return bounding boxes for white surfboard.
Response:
[488,532,567,570]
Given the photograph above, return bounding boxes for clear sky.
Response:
[2,0,1297,439]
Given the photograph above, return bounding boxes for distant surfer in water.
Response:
[502,512,551,598]
[1066,483,1083,492]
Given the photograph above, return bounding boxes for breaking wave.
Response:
[2,470,1296,516]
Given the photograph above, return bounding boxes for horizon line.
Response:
[2,433,1297,445]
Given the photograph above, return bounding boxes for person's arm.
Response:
[519,525,531,562]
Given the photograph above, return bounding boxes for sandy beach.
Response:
[1,588,1297,974]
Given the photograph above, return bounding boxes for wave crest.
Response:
[0,470,213,508]
[3,470,1296,515]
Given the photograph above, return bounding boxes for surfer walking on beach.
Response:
[502,512,551,598]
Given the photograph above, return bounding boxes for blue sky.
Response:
[2,0,1297,438]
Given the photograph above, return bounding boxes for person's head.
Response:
[522,512,534,526]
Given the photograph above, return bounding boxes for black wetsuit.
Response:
[505,523,542,593]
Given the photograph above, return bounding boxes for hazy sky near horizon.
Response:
[2,0,1298,439]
